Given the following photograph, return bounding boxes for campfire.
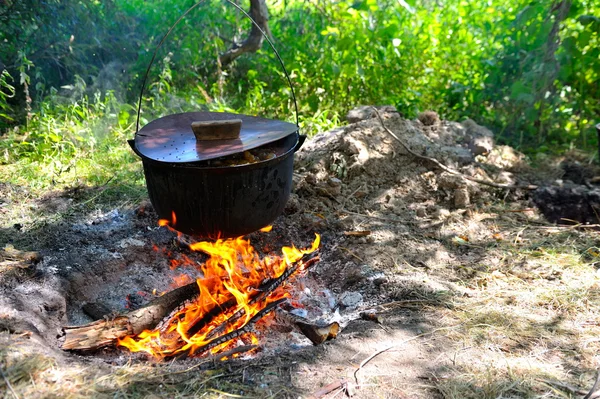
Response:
[60,214,337,360]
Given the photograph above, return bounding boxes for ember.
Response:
[114,217,320,359]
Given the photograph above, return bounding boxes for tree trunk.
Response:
[219,0,271,66]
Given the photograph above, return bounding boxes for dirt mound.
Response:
[293,108,531,223]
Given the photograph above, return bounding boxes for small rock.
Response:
[440,146,473,165]
[347,106,375,123]
[346,105,398,123]
[485,145,526,169]
[304,174,317,184]
[469,135,494,156]
[461,118,494,140]
[417,111,440,126]
[118,238,145,248]
[339,291,363,309]
[328,177,342,187]
[435,208,451,219]
[454,187,470,208]
[416,208,427,217]
[437,172,466,189]
[496,171,515,185]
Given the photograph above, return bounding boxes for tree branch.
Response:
[219,0,271,66]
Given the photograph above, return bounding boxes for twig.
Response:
[206,388,246,398]
[370,107,538,191]
[353,324,463,386]
[353,345,396,385]
[205,252,320,340]
[176,298,287,359]
[0,362,19,399]
[536,378,588,396]
[584,368,600,399]
[306,379,350,399]
[339,183,366,210]
[338,246,364,262]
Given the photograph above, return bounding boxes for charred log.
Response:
[204,252,321,339]
[176,297,287,359]
[61,281,200,351]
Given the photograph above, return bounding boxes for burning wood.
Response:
[61,233,322,360]
[204,251,321,340]
[276,307,340,345]
[62,281,201,350]
[173,298,288,360]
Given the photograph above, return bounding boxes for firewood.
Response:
[276,307,339,345]
[61,281,200,351]
[204,252,321,340]
[61,251,320,353]
[174,298,287,359]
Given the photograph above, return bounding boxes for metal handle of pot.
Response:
[134,0,299,135]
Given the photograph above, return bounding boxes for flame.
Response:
[259,225,273,232]
[158,211,176,228]
[118,216,320,359]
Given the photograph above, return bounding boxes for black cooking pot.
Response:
[128,0,304,238]
[128,128,305,238]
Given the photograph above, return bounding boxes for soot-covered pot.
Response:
[129,111,304,238]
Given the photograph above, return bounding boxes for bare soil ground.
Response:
[2,107,600,398]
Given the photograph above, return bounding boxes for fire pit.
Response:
[59,218,340,360]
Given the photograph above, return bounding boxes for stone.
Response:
[435,208,451,220]
[417,111,440,126]
[485,145,526,169]
[437,172,466,190]
[440,146,474,165]
[454,187,470,208]
[328,177,342,187]
[346,105,398,123]
[339,291,363,309]
[118,238,145,248]
[468,135,494,156]
[461,118,494,139]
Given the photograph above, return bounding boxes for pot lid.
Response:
[134,111,298,163]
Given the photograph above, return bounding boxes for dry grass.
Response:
[0,340,295,398]
[425,208,600,398]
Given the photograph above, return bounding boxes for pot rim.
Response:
[130,131,300,172]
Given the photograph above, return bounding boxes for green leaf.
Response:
[577,30,592,48]
[510,81,534,104]
[578,15,599,26]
